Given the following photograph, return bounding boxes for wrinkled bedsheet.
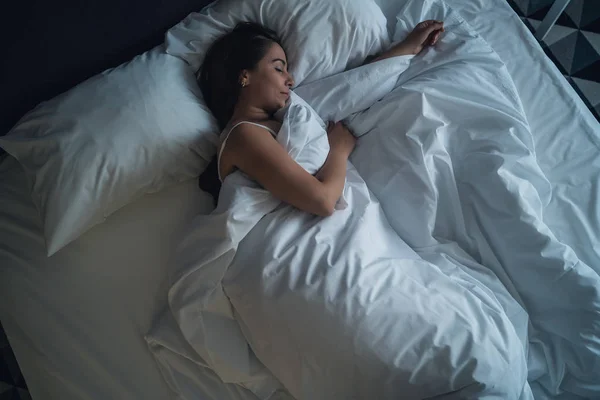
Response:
[147,1,600,399]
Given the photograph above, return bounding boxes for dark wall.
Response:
[0,0,212,135]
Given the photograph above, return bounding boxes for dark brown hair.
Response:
[198,22,283,130]
[197,22,283,205]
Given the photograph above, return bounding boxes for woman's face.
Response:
[242,42,295,113]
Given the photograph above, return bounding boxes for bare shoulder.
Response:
[220,121,282,180]
[226,122,277,151]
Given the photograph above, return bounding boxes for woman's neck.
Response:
[231,99,271,123]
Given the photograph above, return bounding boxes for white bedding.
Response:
[1,0,599,399]
[148,0,600,398]
[441,0,600,273]
[0,156,210,399]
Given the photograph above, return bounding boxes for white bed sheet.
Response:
[0,0,598,399]
[0,156,217,399]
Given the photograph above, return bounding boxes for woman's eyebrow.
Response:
[272,58,286,65]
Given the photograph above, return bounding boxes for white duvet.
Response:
[147,1,600,399]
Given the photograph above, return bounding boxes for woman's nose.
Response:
[287,74,295,88]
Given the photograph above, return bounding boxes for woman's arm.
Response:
[368,20,444,64]
[223,121,355,216]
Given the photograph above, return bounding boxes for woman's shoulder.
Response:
[226,119,281,136]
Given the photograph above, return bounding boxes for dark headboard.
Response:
[0,0,213,136]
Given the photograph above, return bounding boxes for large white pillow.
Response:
[0,47,218,256]
[165,0,390,86]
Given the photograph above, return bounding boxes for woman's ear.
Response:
[239,70,251,87]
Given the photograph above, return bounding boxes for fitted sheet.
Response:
[0,0,598,399]
[0,156,216,399]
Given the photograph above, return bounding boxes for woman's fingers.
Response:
[419,20,443,33]
[399,20,445,55]
[429,29,443,45]
[416,20,444,47]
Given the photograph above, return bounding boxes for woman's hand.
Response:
[399,20,444,55]
[327,121,356,157]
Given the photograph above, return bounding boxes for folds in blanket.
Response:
[146,310,292,400]
[347,0,542,254]
[166,93,335,398]
[461,151,600,397]
[346,0,600,397]
[222,166,530,400]
[149,2,600,396]
[168,176,285,397]
[411,0,524,114]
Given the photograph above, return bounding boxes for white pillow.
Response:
[0,47,218,256]
[165,0,390,86]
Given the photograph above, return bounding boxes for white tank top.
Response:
[217,121,278,183]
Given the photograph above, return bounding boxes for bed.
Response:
[0,0,598,399]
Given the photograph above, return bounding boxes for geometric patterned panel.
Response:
[508,0,600,120]
[0,324,30,400]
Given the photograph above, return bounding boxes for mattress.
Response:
[0,0,598,399]
[0,155,214,399]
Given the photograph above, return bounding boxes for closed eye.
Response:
[272,58,287,73]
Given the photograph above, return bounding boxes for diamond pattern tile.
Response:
[0,324,28,400]
[509,0,600,121]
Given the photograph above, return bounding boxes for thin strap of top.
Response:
[217,121,278,183]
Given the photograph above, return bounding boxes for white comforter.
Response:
[147,1,600,399]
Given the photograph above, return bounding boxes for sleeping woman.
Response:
[182,20,532,399]
[197,21,444,212]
